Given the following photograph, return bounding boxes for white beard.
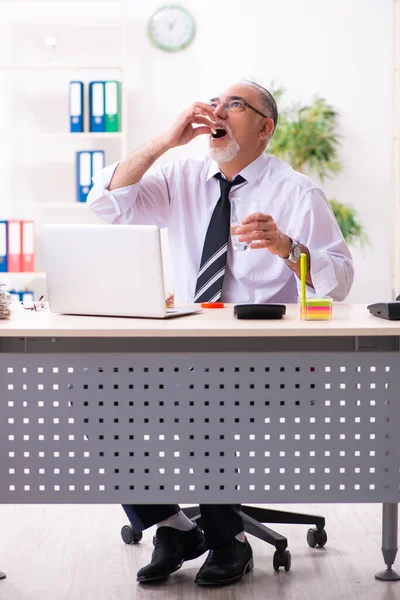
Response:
[208,136,240,163]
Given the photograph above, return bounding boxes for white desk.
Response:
[0,302,399,338]
[0,303,399,580]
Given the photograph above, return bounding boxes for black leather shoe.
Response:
[195,538,253,586]
[137,524,206,582]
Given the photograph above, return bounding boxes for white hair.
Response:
[234,79,278,142]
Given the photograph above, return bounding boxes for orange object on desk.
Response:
[200,302,225,308]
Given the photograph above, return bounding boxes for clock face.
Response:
[148,4,196,52]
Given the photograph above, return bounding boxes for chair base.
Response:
[181,504,325,555]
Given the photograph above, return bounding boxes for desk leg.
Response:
[375,503,400,580]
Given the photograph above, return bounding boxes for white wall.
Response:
[125,0,393,303]
[0,0,393,303]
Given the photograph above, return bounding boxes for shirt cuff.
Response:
[92,161,140,216]
[308,248,338,298]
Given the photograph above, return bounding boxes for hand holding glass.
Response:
[230,197,259,251]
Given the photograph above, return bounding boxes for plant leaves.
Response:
[267,86,368,246]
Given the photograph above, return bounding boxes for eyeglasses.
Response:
[209,97,269,119]
[22,295,47,312]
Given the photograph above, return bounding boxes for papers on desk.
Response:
[0,282,12,319]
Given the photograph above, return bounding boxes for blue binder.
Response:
[76,151,93,203]
[89,81,105,132]
[0,220,7,272]
[69,81,84,132]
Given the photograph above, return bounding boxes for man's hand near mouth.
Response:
[162,102,219,149]
[108,101,218,190]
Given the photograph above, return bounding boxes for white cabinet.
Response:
[0,0,128,298]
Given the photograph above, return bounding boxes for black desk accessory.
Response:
[234,303,286,320]
[367,301,400,320]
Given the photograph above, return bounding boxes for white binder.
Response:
[91,151,105,178]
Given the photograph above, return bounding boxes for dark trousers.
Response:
[122,504,244,549]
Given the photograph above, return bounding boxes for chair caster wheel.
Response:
[307,527,327,548]
[121,525,143,544]
[273,549,291,571]
[0,571,6,580]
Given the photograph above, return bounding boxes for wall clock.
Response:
[148,4,196,52]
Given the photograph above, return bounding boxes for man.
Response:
[87,81,354,586]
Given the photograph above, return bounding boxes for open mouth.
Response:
[211,127,227,139]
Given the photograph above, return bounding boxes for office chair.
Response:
[120,505,327,571]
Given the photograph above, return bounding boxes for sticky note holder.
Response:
[299,252,332,320]
[300,297,333,321]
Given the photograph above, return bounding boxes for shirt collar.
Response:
[206,152,270,184]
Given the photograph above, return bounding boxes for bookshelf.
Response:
[0,65,124,71]
[0,0,129,299]
[0,272,46,279]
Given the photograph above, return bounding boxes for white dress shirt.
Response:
[87,152,354,303]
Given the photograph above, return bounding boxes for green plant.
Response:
[329,200,368,247]
[268,86,368,247]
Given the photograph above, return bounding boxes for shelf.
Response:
[0,272,46,279]
[4,1,122,3]
[0,132,124,139]
[17,202,90,209]
[0,65,124,71]
[39,202,90,208]
[40,132,124,138]
[3,0,122,3]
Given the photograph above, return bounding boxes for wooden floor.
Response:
[0,503,398,600]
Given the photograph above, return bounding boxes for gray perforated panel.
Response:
[1,351,399,503]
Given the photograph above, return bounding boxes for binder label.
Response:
[69,82,83,116]
[9,222,21,254]
[105,81,118,114]
[22,222,34,254]
[0,222,6,256]
[92,83,105,117]
[80,153,92,186]
[91,151,105,178]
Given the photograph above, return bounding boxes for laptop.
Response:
[43,224,201,319]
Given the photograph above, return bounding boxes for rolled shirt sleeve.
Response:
[87,161,172,229]
[290,188,354,301]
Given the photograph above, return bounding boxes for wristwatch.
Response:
[282,238,302,264]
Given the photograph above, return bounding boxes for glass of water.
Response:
[230,197,259,251]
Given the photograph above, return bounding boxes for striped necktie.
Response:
[194,173,246,303]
